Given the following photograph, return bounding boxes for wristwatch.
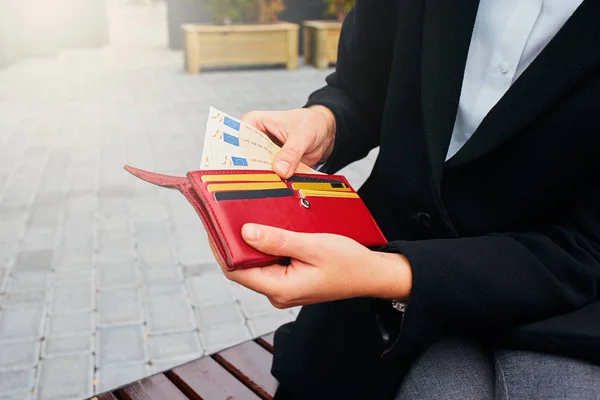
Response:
[391,300,407,313]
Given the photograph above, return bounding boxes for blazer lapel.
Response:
[447,0,600,168]
[420,0,480,185]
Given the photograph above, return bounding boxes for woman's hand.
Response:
[241,106,337,178]
[222,224,413,309]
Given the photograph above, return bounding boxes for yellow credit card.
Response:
[291,182,351,191]
[201,174,282,183]
[207,182,288,192]
[299,189,359,199]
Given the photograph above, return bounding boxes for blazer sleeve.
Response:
[380,181,600,357]
[304,0,393,173]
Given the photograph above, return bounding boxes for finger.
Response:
[226,263,290,297]
[273,133,313,178]
[242,224,319,261]
[241,111,287,146]
[240,111,266,132]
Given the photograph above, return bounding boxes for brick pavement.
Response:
[0,1,377,399]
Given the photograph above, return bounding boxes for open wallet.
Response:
[124,165,387,271]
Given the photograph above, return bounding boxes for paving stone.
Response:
[151,359,188,374]
[46,312,94,338]
[200,326,252,355]
[95,362,150,393]
[54,231,93,268]
[142,284,186,300]
[145,296,196,335]
[53,269,92,283]
[95,212,131,233]
[7,272,49,293]
[19,231,57,252]
[37,355,93,400]
[0,307,44,340]
[14,250,53,272]
[247,313,296,337]
[2,292,46,309]
[0,340,40,370]
[95,231,136,263]
[43,336,93,357]
[50,282,94,314]
[141,266,182,286]
[27,205,61,227]
[0,269,7,291]
[194,303,245,331]
[181,262,220,278]
[0,391,33,400]
[236,289,280,318]
[134,224,171,246]
[0,369,35,395]
[97,262,138,289]
[147,331,202,363]
[97,287,142,326]
[137,244,177,268]
[96,325,147,367]
[177,244,215,265]
[290,306,302,317]
[186,275,233,307]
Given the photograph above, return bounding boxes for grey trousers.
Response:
[396,337,600,400]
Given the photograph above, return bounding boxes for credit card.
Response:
[207,182,287,193]
[286,175,346,184]
[299,189,360,199]
[201,174,281,183]
[215,188,295,202]
[291,182,351,191]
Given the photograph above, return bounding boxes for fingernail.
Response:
[243,224,262,242]
[275,161,291,177]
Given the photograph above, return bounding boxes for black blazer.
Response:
[271,1,600,399]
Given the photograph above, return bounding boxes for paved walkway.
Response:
[0,1,377,399]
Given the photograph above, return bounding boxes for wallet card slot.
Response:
[214,188,295,202]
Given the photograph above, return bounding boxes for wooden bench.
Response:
[91,333,278,400]
[182,23,299,74]
[303,20,342,69]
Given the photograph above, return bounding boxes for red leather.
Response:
[124,165,387,271]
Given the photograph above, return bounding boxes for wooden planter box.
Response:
[303,20,342,69]
[182,22,299,74]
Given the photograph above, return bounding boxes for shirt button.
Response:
[499,63,510,74]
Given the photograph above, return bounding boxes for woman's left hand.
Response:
[222,223,413,309]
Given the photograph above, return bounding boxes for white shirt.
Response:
[446,0,584,161]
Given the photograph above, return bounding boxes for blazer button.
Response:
[412,212,432,229]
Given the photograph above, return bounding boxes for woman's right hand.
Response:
[241,106,337,179]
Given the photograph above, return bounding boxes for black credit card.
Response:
[286,175,345,184]
[214,188,295,202]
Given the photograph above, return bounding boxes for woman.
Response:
[216,1,600,398]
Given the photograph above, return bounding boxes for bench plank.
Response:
[214,340,278,399]
[95,394,119,400]
[255,333,275,353]
[169,356,260,400]
[117,374,189,400]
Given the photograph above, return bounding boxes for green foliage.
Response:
[324,0,355,21]
[200,0,285,24]
[201,0,252,24]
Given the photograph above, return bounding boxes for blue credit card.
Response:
[223,132,239,146]
[224,116,241,131]
[231,156,248,166]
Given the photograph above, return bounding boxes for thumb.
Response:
[242,224,316,261]
[274,134,312,178]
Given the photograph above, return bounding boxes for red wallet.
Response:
[124,165,387,271]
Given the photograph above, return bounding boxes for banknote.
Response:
[201,107,315,173]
